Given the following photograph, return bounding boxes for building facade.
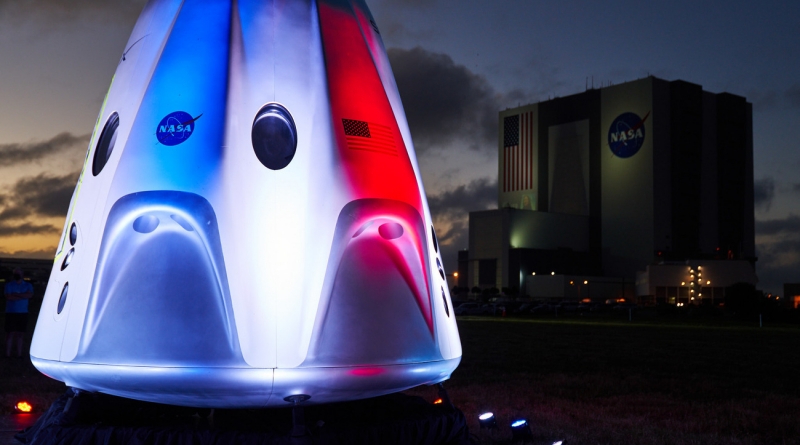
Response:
[461,77,756,302]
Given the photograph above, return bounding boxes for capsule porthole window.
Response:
[251,103,297,170]
[69,222,78,246]
[61,248,74,271]
[57,282,69,314]
[442,287,450,317]
[92,112,120,176]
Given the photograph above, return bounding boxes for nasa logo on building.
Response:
[608,111,649,158]
[156,111,201,146]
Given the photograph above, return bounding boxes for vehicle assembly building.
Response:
[460,76,757,304]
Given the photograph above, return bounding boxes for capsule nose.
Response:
[77,191,242,367]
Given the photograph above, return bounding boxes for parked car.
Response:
[588,303,605,312]
[560,302,580,312]
[481,303,506,316]
[613,303,637,311]
[529,304,551,314]
[512,303,533,314]
[454,302,483,315]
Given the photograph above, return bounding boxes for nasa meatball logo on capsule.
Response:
[156,111,202,146]
[608,111,650,158]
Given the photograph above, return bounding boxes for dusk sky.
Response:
[0,0,798,295]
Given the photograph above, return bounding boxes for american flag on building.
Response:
[503,112,535,192]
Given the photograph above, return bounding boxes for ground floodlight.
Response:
[510,419,533,442]
[15,401,32,413]
[479,412,498,430]
[552,441,563,445]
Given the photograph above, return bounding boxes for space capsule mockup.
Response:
[30,0,461,408]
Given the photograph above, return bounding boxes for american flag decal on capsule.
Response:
[342,119,397,156]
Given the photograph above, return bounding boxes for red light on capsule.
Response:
[15,401,32,413]
[433,398,443,405]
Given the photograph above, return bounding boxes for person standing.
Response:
[5,267,33,358]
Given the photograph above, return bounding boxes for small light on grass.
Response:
[15,401,32,413]
[479,412,498,430]
[510,419,533,441]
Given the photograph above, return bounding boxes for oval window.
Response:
[57,282,69,314]
[436,258,445,280]
[61,248,74,271]
[442,287,450,317]
[251,103,297,170]
[69,222,78,245]
[92,112,120,176]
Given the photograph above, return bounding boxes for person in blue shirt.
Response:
[5,267,33,358]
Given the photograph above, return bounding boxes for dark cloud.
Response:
[0,222,58,237]
[0,0,145,20]
[787,84,800,109]
[0,171,79,222]
[753,177,775,212]
[427,178,497,272]
[388,47,502,153]
[0,248,55,259]
[755,237,800,294]
[756,263,800,295]
[755,214,800,293]
[738,84,800,111]
[792,183,800,193]
[747,89,780,110]
[427,177,497,221]
[756,214,800,236]
[0,133,89,166]
[383,0,436,6]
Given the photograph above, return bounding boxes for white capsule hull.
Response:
[31,0,461,408]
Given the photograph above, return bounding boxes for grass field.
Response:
[2,307,800,444]
[408,315,800,444]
